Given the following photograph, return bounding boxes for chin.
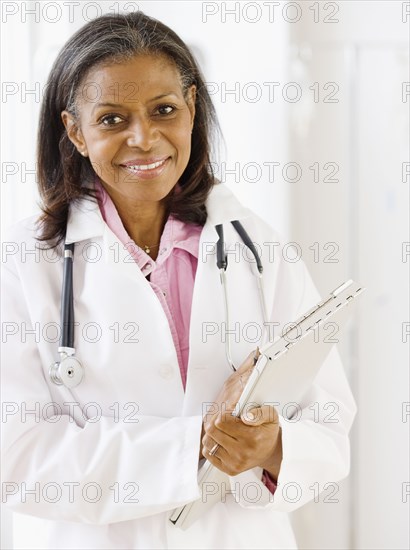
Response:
[127,186,176,203]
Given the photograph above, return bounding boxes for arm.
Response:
[201,258,357,511]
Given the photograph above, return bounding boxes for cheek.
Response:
[83,135,118,178]
[81,124,107,143]
[87,134,118,162]
[174,127,192,162]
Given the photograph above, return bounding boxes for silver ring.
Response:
[209,443,220,456]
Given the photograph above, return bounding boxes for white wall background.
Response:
[287,3,409,549]
[1,1,409,549]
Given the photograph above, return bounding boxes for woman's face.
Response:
[62,54,196,203]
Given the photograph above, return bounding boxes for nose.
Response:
[126,115,159,150]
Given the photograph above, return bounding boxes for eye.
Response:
[99,113,124,126]
[155,104,176,116]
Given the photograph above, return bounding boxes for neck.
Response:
[114,199,167,257]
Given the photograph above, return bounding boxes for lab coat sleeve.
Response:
[1,255,203,525]
[227,255,358,512]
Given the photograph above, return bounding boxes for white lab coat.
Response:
[1,182,357,549]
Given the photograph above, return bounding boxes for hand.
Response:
[198,348,258,463]
[201,349,283,479]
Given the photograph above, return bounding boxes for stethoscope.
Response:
[49,221,269,388]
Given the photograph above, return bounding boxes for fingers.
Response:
[205,405,279,437]
[202,432,226,461]
[208,443,220,456]
[236,347,260,374]
[253,346,261,365]
[204,414,239,442]
[240,405,279,426]
[202,405,281,475]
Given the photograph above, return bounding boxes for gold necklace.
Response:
[141,243,160,254]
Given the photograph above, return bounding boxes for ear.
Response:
[186,84,196,130]
[61,111,88,157]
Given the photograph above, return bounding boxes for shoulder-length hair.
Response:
[37,11,222,247]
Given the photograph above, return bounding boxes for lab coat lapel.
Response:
[183,183,256,412]
[65,195,150,283]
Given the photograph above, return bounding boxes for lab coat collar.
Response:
[64,195,104,245]
[205,180,253,226]
[64,180,253,245]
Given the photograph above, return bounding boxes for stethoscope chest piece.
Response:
[49,354,84,388]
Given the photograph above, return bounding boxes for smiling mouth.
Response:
[121,158,168,172]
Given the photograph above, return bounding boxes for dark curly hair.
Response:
[36,11,222,247]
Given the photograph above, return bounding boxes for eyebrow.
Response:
[91,92,179,113]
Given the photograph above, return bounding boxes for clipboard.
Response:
[170,279,365,529]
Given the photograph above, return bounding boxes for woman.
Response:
[1,11,356,549]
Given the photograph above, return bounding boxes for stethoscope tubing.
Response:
[215,221,269,371]
[54,220,269,387]
[60,243,75,350]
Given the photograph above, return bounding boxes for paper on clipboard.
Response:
[170,279,365,529]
